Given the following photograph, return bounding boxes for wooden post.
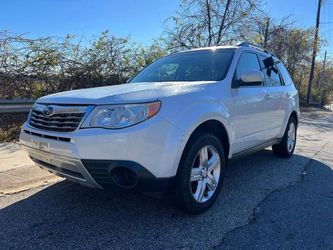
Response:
[306,0,322,106]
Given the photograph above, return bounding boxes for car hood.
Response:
[37,81,216,105]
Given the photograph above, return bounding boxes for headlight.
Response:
[81,101,161,129]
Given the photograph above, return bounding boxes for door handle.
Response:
[285,93,291,98]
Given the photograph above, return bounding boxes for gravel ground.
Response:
[0,110,332,250]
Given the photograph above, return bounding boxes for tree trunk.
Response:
[216,0,232,45]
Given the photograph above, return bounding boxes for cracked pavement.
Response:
[0,110,332,249]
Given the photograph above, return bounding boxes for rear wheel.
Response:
[173,132,226,214]
[272,117,297,158]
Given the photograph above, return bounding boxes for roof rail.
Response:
[236,41,277,57]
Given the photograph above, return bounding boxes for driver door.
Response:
[231,52,273,154]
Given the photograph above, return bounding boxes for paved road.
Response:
[1,111,332,249]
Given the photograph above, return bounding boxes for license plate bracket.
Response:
[31,139,50,152]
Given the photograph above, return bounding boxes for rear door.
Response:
[259,56,287,138]
[231,52,272,154]
[275,62,297,133]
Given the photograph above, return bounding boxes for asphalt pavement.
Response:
[0,110,332,250]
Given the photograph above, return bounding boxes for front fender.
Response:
[159,98,233,176]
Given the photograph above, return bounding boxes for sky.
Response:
[0,0,332,56]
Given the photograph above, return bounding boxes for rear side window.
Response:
[276,63,293,86]
[235,52,261,78]
[260,56,283,87]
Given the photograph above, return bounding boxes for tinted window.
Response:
[130,49,235,83]
[276,63,293,86]
[235,52,261,78]
[260,55,283,86]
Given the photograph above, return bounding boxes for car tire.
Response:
[173,132,226,214]
[272,116,297,158]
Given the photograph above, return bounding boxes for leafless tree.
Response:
[163,0,263,50]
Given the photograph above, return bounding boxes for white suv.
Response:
[20,42,299,213]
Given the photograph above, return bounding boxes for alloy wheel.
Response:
[190,145,221,203]
[287,122,296,152]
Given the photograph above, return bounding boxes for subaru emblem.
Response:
[43,106,54,116]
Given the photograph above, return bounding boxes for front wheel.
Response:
[272,117,297,158]
[173,132,226,214]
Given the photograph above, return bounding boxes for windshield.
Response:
[130,49,235,83]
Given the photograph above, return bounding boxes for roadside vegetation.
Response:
[0,0,332,142]
[0,113,28,142]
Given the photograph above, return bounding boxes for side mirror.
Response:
[239,70,263,86]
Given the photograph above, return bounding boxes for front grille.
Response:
[29,104,88,132]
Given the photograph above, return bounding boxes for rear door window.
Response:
[276,63,293,86]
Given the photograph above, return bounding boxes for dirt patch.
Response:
[0,113,29,142]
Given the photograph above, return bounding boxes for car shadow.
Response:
[1,150,332,249]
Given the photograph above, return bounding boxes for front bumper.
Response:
[26,145,102,188]
[25,145,173,191]
[20,115,185,191]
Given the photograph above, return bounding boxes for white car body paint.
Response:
[19,45,299,189]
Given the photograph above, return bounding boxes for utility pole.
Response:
[306,0,322,106]
[263,17,270,48]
